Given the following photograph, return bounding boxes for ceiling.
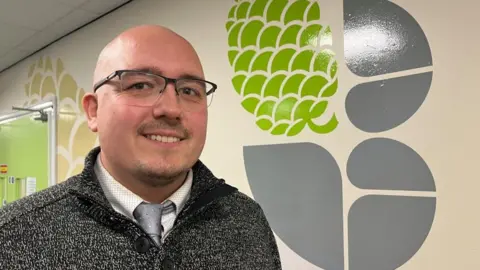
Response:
[0,0,133,73]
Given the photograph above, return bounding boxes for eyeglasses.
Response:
[93,69,217,111]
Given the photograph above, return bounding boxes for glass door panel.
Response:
[0,111,49,206]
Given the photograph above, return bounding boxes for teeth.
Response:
[147,135,180,143]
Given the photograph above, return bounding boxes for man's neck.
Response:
[99,154,188,204]
[128,172,187,203]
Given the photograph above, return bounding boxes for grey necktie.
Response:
[133,202,164,246]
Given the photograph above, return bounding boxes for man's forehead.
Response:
[126,66,205,81]
[119,52,204,78]
[96,33,204,80]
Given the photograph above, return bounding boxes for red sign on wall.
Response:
[0,164,7,174]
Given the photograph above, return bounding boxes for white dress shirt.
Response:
[94,154,192,241]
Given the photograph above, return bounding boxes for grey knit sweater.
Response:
[0,147,282,269]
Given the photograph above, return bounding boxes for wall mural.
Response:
[22,56,97,182]
[227,0,436,270]
[15,0,438,268]
[227,0,339,136]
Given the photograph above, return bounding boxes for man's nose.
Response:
[151,84,183,119]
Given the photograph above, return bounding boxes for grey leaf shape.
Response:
[347,137,436,191]
[345,72,432,133]
[244,142,344,270]
[344,0,433,77]
[349,195,436,270]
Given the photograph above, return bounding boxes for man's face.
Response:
[90,31,208,186]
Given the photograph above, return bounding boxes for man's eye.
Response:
[126,82,152,90]
[180,87,199,96]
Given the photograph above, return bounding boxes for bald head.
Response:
[93,24,204,88]
[83,24,211,201]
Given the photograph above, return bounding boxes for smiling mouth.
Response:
[144,134,182,143]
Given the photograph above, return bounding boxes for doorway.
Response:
[0,99,57,207]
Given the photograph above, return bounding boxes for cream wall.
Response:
[0,0,478,269]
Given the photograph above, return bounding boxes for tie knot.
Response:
[133,202,164,246]
[134,202,164,221]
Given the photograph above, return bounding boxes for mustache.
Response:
[137,121,189,138]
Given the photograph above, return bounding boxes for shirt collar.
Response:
[94,154,192,220]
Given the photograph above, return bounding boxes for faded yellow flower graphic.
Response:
[23,56,97,182]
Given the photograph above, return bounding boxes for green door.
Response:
[0,114,49,207]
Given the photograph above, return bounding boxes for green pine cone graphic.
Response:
[226,0,339,136]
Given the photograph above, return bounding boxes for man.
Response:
[0,25,282,269]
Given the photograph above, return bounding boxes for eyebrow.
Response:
[134,67,205,81]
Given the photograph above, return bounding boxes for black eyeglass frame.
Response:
[93,69,218,97]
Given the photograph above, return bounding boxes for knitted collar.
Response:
[67,146,225,216]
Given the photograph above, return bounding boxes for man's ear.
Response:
[82,92,99,132]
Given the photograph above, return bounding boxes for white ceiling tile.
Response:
[15,9,99,54]
[16,29,65,53]
[0,0,74,31]
[48,9,99,36]
[0,49,32,71]
[0,21,36,50]
[0,62,10,73]
[0,46,11,58]
[80,0,130,15]
[0,0,127,73]
[55,0,90,8]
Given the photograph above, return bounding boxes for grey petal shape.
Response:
[349,195,436,270]
[347,137,436,191]
[345,72,432,133]
[343,0,433,77]
[244,142,344,270]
